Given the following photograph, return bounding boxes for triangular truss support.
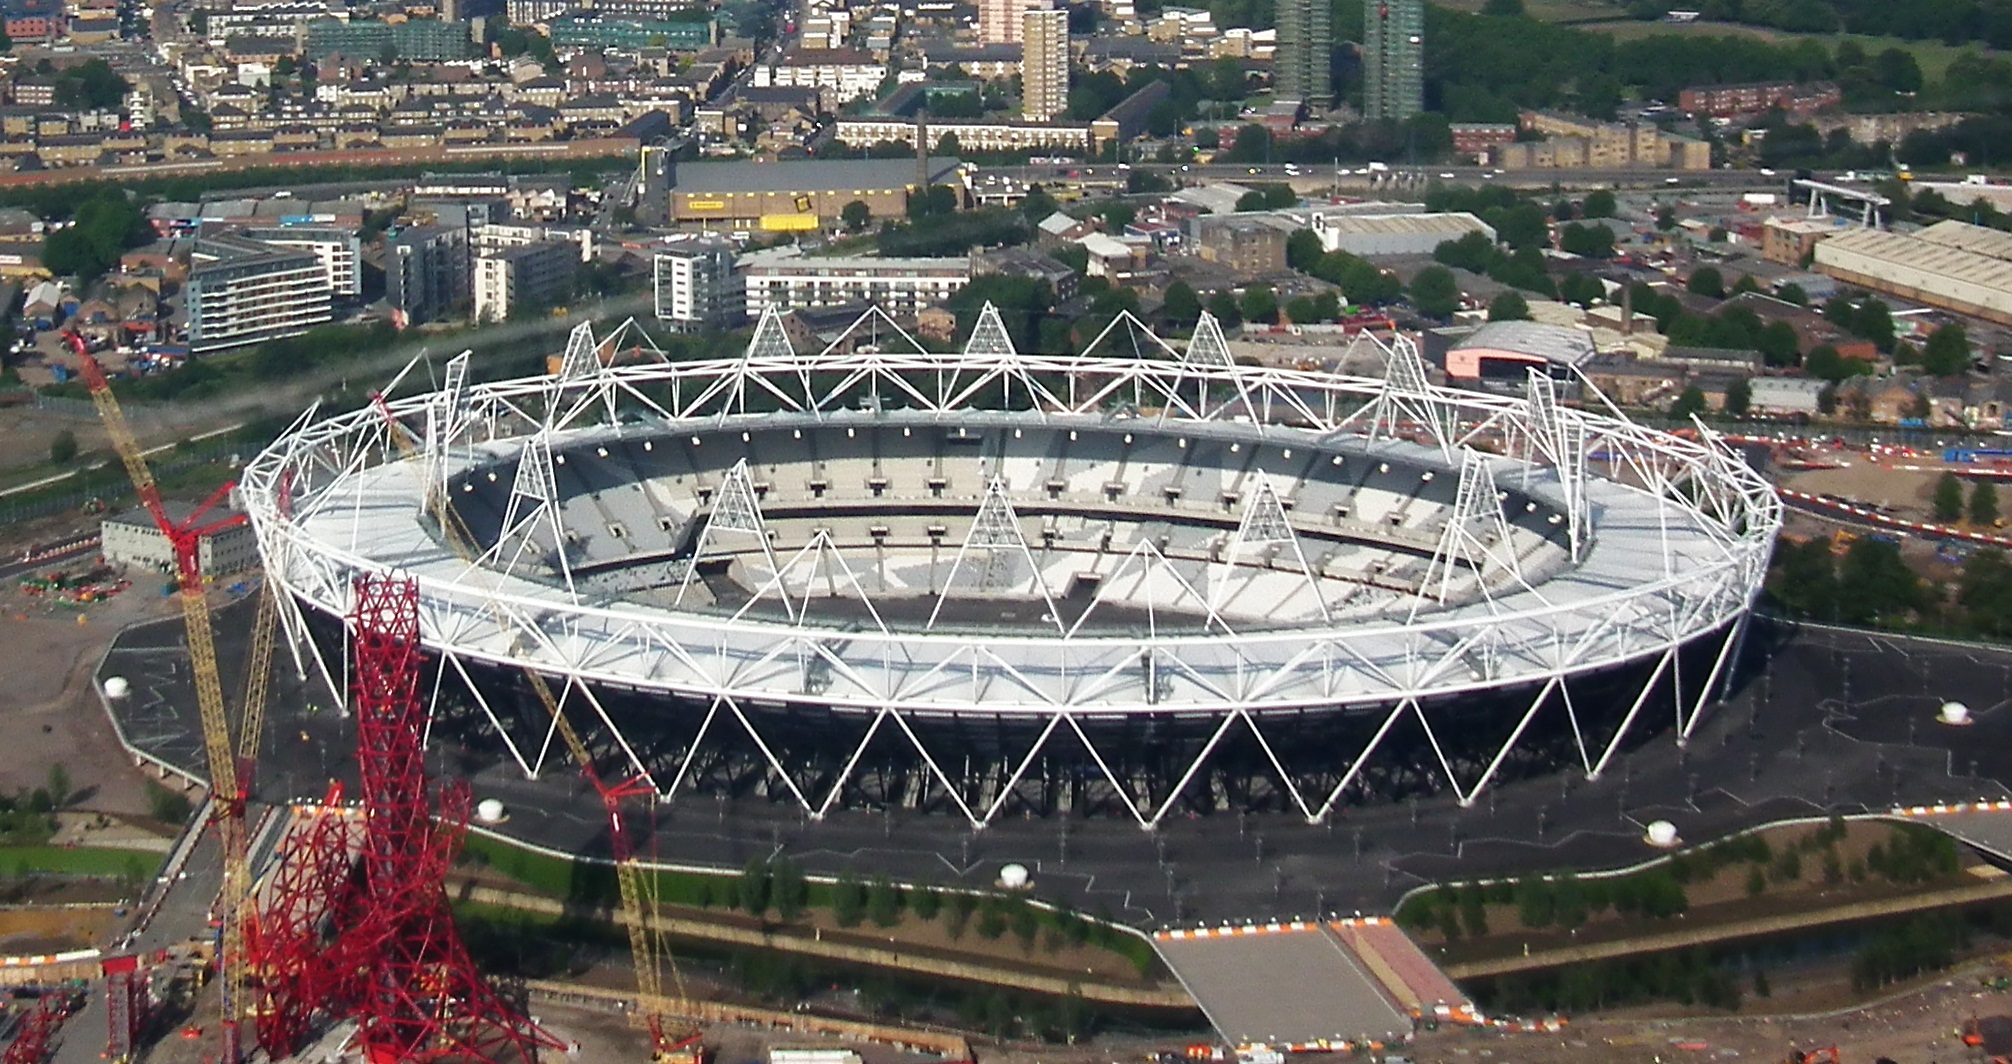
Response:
[730,529,890,635]
[1158,311,1259,427]
[721,307,810,424]
[1365,336,1453,459]
[1214,473,1330,622]
[1416,449,1523,608]
[928,478,1064,634]
[424,351,473,515]
[480,432,576,597]
[674,459,786,614]
[1067,538,1234,640]
[1522,370,1591,561]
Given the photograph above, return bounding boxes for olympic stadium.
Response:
[232,304,1780,831]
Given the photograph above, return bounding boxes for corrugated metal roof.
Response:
[1917,218,2012,261]
[1449,321,1597,367]
[1818,227,2012,290]
[1320,211,1490,237]
[675,156,961,194]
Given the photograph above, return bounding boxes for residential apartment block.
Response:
[1021,7,1069,121]
[741,253,969,316]
[474,239,579,322]
[186,232,333,352]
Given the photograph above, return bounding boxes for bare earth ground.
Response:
[0,907,113,955]
[0,556,181,818]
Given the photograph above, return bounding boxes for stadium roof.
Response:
[674,157,963,194]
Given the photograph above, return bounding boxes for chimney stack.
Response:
[916,108,930,193]
[1620,282,1634,336]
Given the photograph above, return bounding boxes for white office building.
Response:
[653,241,743,333]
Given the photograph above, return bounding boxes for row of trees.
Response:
[1766,536,2012,642]
[1932,473,1999,526]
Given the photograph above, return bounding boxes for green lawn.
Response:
[0,846,160,877]
[1590,19,1987,81]
[1424,0,1996,83]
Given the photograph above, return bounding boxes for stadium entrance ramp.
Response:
[1151,918,1470,1050]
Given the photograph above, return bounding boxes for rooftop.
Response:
[1449,320,1598,368]
[674,156,961,194]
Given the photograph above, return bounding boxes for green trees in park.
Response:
[1973,480,2001,528]
[1936,472,1966,523]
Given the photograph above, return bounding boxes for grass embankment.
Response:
[0,846,160,877]
[457,833,1161,981]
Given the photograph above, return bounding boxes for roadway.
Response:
[976,161,1794,192]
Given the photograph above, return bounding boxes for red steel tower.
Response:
[246,574,558,1063]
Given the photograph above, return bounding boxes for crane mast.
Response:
[73,333,254,1064]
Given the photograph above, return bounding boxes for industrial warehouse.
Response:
[1813,218,2012,326]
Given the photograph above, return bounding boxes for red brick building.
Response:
[2,0,63,43]
[1450,123,1515,161]
[1677,81,1840,118]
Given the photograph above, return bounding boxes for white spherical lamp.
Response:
[1940,701,1973,726]
[998,863,1031,890]
[475,798,507,824]
[102,677,130,699]
[1645,820,1680,848]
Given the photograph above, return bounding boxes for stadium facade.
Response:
[241,306,1779,828]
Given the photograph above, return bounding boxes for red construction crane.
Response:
[69,329,256,1064]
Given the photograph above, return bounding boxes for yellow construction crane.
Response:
[374,382,703,1063]
[75,334,255,1064]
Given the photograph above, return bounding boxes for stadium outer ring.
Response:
[238,307,1782,829]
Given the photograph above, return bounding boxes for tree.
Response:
[1020,185,1058,222]
[840,200,871,233]
[51,59,129,110]
[1922,323,1971,376]
[1756,320,1801,367]
[866,874,903,927]
[1777,282,1808,306]
[1583,189,1617,218]
[1725,376,1751,416]
[1409,265,1460,318]
[1973,480,2000,528]
[1558,272,1604,307]
[1656,205,1677,231]
[1670,386,1707,418]
[1162,280,1201,329]
[771,858,809,920]
[1488,290,1530,321]
[1240,283,1278,325]
[1286,228,1324,272]
[738,859,772,916]
[42,187,146,285]
[1558,222,1615,258]
[1482,0,1525,13]
[1686,266,1725,299]
[832,870,867,927]
[43,765,67,811]
[1935,472,1966,523]
[48,429,76,464]
[1234,190,1268,212]
[1206,290,1241,328]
